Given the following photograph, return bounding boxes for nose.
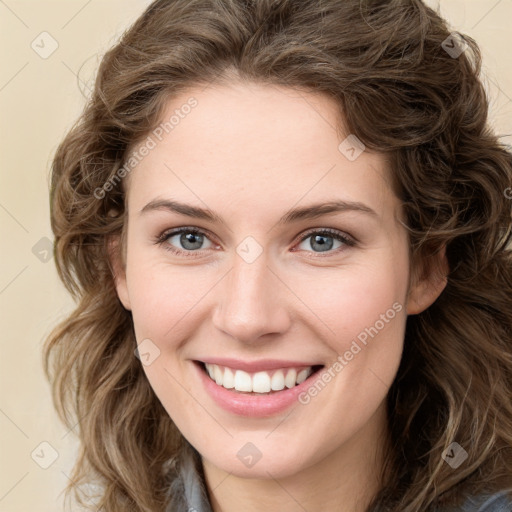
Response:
[211,251,291,344]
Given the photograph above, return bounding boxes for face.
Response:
[113,81,445,480]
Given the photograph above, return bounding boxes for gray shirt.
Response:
[166,443,511,512]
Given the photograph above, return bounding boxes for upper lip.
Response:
[195,358,324,373]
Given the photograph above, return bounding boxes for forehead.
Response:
[125,82,397,224]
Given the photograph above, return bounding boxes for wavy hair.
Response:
[43,0,512,510]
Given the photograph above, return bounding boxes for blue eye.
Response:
[155,227,355,257]
[157,227,214,255]
[296,229,355,254]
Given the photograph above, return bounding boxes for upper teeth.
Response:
[204,363,314,393]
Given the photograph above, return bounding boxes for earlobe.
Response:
[107,235,132,311]
[406,245,448,315]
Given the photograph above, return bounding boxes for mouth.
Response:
[194,361,325,395]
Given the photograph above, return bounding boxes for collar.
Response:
[171,444,511,512]
[175,442,213,512]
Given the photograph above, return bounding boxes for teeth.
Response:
[296,368,310,384]
[271,371,285,391]
[223,367,235,389]
[284,368,297,388]
[234,370,252,392]
[252,371,271,393]
[214,365,223,385]
[204,363,314,393]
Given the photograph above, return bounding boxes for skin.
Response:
[112,81,447,512]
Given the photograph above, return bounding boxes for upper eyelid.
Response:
[160,226,217,244]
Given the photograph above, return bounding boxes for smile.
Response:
[203,362,322,394]
[193,360,325,417]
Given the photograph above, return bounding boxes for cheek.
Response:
[125,259,203,417]
[302,259,408,347]
[295,263,407,448]
[125,256,209,343]
[298,253,409,413]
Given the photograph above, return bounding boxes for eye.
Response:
[294,228,355,255]
[155,226,355,258]
[156,227,215,256]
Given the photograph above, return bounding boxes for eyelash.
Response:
[154,226,356,258]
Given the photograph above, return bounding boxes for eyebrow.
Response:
[140,198,378,225]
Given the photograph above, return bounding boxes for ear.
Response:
[107,234,131,311]
[406,244,448,315]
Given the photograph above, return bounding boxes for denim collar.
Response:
[173,444,511,512]
[173,442,213,512]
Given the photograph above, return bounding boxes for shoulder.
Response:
[439,492,512,512]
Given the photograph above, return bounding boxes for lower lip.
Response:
[193,361,323,418]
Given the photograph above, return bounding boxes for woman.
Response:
[43,0,512,510]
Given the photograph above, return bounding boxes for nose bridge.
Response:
[212,249,289,343]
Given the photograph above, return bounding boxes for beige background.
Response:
[0,1,511,510]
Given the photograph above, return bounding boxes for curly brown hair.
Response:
[43,0,512,511]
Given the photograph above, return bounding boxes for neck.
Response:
[202,402,390,512]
